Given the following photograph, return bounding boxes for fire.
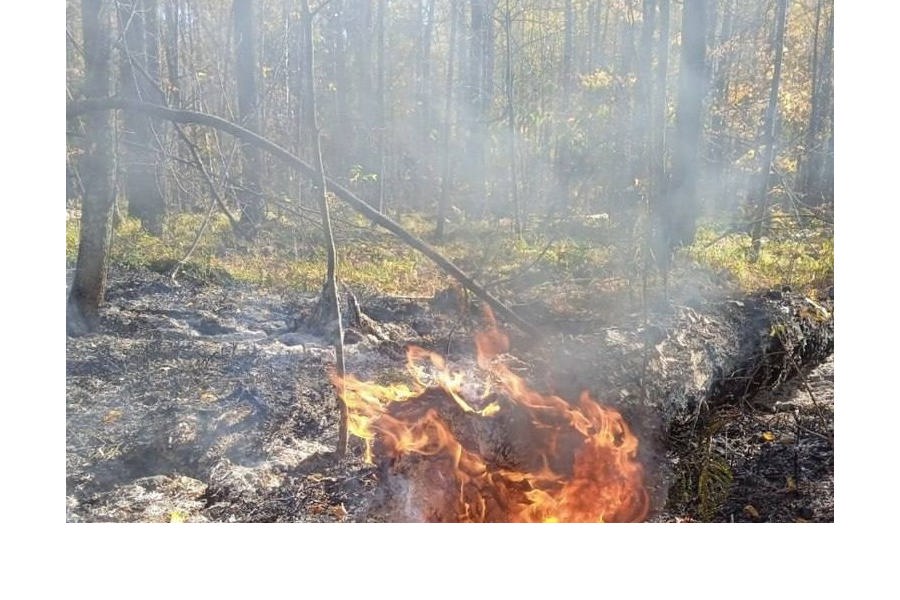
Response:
[333,310,649,522]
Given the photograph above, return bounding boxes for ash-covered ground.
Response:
[66,265,832,522]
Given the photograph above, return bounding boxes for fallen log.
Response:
[351,286,833,521]
[534,288,834,417]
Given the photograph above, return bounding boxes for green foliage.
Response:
[697,447,734,522]
[65,211,466,295]
[579,68,615,91]
[111,217,170,269]
[688,214,833,293]
[668,416,735,521]
[348,164,378,184]
[66,218,81,266]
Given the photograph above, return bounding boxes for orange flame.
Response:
[333,310,649,522]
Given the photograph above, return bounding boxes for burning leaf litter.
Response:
[334,309,650,522]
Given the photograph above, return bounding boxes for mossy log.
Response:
[535,289,834,419]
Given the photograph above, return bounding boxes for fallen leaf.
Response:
[786,476,797,492]
[760,431,776,442]
[169,511,186,523]
[743,504,760,520]
[332,504,348,519]
[102,409,123,424]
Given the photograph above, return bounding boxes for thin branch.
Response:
[169,186,219,283]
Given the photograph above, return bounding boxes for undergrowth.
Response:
[65,208,623,300]
[66,206,832,304]
[667,411,736,522]
[688,210,833,294]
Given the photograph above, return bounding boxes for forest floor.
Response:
[66,264,833,523]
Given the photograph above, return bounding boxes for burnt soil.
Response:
[66,265,833,523]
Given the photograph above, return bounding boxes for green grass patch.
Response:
[688,218,833,293]
[66,218,81,266]
[65,209,622,298]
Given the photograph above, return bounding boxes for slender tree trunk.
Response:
[144,1,161,97]
[293,0,307,215]
[563,0,574,97]
[503,0,520,235]
[652,0,669,188]
[749,0,788,260]
[233,0,266,233]
[320,3,347,176]
[818,2,833,204]
[801,0,832,206]
[666,0,707,254]
[300,0,348,458]
[164,0,179,104]
[68,0,116,336]
[436,0,459,242]
[553,0,575,212]
[415,0,436,210]
[648,0,670,271]
[417,0,436,144]
[632,0,656,184]
[464,0,491,217]
[708,0,734,211]
[375,0,387,213]
[164,0,186,214]
[118,0,165,235]
[598,0,612,68]
[348,0,374,170]
[609,10,637,200]
[798,0,822,200]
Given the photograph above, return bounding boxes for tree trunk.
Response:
[118,0,165,235]
[436,0,459,242]
[328,2,349,174]
[652,0,670,189]
[412,0,436,212]
[300,0,349,458]
[798,0,822,202]
[818,3,834,205]
[416,0,436,149]
[233,0,266,234]
[375,0,387,214]
[666,0,706,256]
[162,0,182,212]
[648,0,670,273]
[800,0,833,206]
[749,0,788,260]
[633,0,656,184]
[708,0,734,211]
[463,0,491,217]
[68,0,116,337]
[503,0,520,235]
[552,0,576,212]
[163,0,179,104]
